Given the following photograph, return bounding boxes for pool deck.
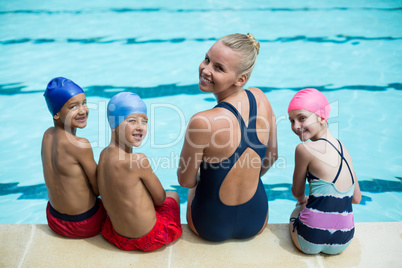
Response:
[1,222,401,267]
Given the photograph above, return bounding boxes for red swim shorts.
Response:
[102,197,182,251]
[46,198,107,238]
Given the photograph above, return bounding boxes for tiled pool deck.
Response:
[1,222,401,267]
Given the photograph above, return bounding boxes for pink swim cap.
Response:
[288,88,330,121]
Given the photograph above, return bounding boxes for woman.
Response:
[177,33,278,241]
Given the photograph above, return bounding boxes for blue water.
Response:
[0,0,401,224]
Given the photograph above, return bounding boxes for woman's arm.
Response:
[177,113,210,188]
[260,105,278,176]
[249,88,278,177]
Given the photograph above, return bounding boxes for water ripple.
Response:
[1,177,400,206]
[1,35,402,45]
[1,83,401,98]
[0,7,401,15]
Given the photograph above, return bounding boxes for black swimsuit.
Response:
[191,90,268,242]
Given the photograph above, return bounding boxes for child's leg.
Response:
[166,191,180,207]
[289,205,304,252]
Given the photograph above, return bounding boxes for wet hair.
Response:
[219,33,260,81]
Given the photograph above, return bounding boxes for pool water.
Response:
[0,0,401,224]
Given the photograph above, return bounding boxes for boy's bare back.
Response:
[42,126,97,215]
[99,92,182,250]
[97,146,165,239]
[42,77,107,239]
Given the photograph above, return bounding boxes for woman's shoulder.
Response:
[185,111,211,137]
[247,87,267,99]
[189,107,224,127]
[247,88,274,118]
[192,107,216,117]
[247,87,272,107]
[247,87,263,94]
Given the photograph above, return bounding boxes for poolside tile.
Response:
[21,224,171,267]
[1,223,401,267]
[170,224,318,267]
[0,224,34,268]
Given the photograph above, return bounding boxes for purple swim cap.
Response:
[44,77,85,115]
[288,88,330,121]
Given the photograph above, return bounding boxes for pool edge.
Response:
[1,222,401,267]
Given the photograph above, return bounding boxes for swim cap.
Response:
[44,77,85,115]
[107,92,147,129]
[288,88,330,121]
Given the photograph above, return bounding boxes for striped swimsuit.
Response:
[292,138,355,254]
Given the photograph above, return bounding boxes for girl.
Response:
[288,88,361,254]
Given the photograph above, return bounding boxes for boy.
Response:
[98,92,182,251]
[42,77,106,238]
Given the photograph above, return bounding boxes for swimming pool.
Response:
[1,0,401,224]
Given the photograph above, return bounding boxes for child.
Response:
[42,77,106,238]
[288,88,361,254]
[98,92,182,251]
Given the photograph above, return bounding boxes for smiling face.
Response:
[116,113,148,149]
[288,109,326,141]
[54,93,88,129]
[198,40,246,96]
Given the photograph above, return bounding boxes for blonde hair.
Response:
[219,33,260,81]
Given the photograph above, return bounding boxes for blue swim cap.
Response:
[44,77,85,115]
[107,92,147,129]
